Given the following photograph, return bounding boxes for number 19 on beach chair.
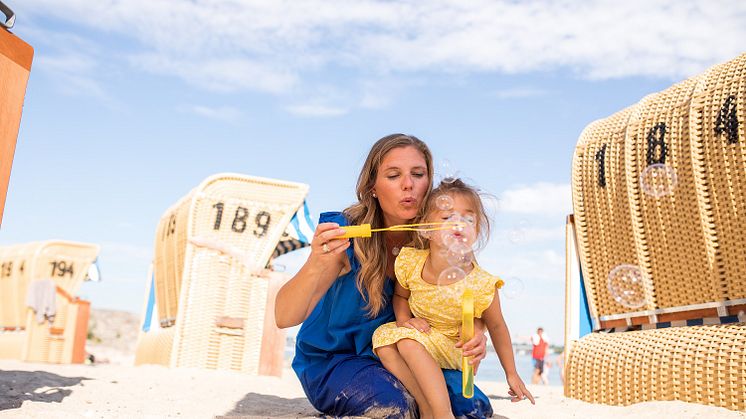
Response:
[134,173,313,376]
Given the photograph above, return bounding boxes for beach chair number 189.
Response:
[212,202,272,238]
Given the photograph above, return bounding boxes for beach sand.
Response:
[2,359,744,418]
[1,310,743,418]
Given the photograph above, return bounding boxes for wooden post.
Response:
[258,271,289,377]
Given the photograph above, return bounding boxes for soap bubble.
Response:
[438,266,466,284]
[501,277,525,299]
[507,220,529,244]
[437,159,460,184]
[436,194,454,211]
[640,163,678,198]
[607,264,648,309]
[444,214,477,247]
[446,242,473,269]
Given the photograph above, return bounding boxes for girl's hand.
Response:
[456,321,488,375]
[507,374,535,404]
[310,223,349,262]
[403,317,430,333]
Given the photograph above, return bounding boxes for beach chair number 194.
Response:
[49,260,74,277]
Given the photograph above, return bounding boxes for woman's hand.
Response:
[507,374,535,404]
[401,317,430,333]
[456,318,488,374]
[274,222,349,328]
[310,223,350,262]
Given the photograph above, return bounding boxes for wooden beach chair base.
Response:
[22,298,90,364]
[0,330,25,359]
[565,323,746,411]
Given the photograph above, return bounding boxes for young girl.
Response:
[372,179,535,418]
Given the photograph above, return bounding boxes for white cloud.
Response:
[130,54,298,94]
[285,104,348,117]
[17,0,746,106]
[494,87,550,99]
[479,247,565,283]
[180,105,243,122]
[99,242,152,262]
[499,182,572,216]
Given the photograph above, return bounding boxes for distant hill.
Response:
[86,308,140,365]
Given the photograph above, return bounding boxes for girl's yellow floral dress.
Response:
[372,247,504,370]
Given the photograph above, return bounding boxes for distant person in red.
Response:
[531,327,550,384]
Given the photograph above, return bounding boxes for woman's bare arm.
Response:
[275,223,350,328]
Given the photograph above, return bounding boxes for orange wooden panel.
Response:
[0,28,33,226]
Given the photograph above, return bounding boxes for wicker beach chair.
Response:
[565,53,746,411]
[0,241,100,363]
[134,173,313,376]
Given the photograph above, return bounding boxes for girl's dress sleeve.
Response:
[393,246,418,290]
[475,273,505,318]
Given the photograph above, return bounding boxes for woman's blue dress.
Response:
[292,212,494,418]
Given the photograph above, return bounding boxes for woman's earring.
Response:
[372,192,377,198]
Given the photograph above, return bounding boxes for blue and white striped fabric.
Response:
[273,201,316,258]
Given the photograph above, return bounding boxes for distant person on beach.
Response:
[531,327,550,385]
[540,358,551,385]
[275,135,494,418]
[372,179,535,418]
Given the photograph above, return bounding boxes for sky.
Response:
[1,0,744,346]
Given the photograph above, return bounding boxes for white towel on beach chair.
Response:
[26,278,57,324]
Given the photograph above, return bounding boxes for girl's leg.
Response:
[397,339,454,419]
[377,344,433,418]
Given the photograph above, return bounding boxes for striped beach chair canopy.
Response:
[272,200,315,260]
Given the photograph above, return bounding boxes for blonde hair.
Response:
[419,178,492,251]
[343,134,433,317]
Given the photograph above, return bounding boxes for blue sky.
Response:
[1,0,744,345]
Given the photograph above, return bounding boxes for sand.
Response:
[1,309,744,418]
[1,359,744,418]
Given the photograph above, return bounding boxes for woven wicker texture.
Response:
[0,241,99,363]
[146,173,308,374]
[0,242,38,329]
[565,323,746,411]
[134,327,175,366]
[625,73,715,309]
[571,52,746,323]
[690,54,746,302]
[572,107,642,317]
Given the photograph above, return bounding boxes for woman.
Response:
[275,134,494,418]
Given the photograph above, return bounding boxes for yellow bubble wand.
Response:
[334,221,465,239]
[461,287,475,398]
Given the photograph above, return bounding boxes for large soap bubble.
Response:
[640,163,678,198]
[607,264,648,309]
[501,276,525,299]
